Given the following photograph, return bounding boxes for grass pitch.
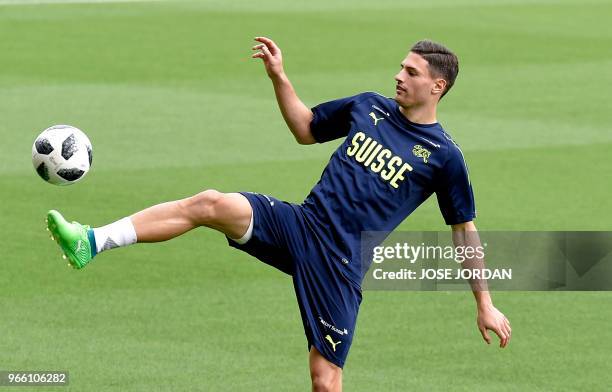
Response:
[1,1,611,390]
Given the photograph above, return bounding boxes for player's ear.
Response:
[432,78,447,97]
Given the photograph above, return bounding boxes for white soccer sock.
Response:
[93,217,137,254]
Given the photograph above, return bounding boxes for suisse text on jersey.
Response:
[347,131,413,189]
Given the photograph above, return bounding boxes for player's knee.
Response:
[180,189,224,225]
[310,371,339,392]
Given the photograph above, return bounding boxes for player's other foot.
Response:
[46,210,96,269]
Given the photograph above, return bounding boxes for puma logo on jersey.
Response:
[369,112,385,126]
[412,145,431,163]
[325,335,341,352]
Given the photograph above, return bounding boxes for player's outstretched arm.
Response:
[451,221,512,348]
[252,36,316,145]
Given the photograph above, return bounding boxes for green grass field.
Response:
[1,0,611,390]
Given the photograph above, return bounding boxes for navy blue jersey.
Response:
[301,92,476,285]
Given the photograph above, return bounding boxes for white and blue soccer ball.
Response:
[32,125,93,186]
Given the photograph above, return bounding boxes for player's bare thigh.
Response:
[182,190,252,239]
[309,346,342,392]
[130,190,251,243]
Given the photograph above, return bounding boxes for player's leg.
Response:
[309,346,343,392]
[46,189,252,268]
[130,190,251,242]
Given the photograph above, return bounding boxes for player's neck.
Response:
[398,104,437,125]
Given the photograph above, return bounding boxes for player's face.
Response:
[394,52,440,107]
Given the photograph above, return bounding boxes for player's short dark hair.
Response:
[410,40,459,99]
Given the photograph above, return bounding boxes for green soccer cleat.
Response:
[46,210,95,269]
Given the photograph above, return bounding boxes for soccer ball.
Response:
[32,125,93,185]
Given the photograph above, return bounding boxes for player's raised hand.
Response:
[477,304,512,348]
[252,36,284,80]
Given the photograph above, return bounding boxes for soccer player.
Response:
[46,36,511,391]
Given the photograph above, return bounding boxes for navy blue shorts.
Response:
[226,192,362,368]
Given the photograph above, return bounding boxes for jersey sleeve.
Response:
[310,93,365,143]
[435,142,476,225]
